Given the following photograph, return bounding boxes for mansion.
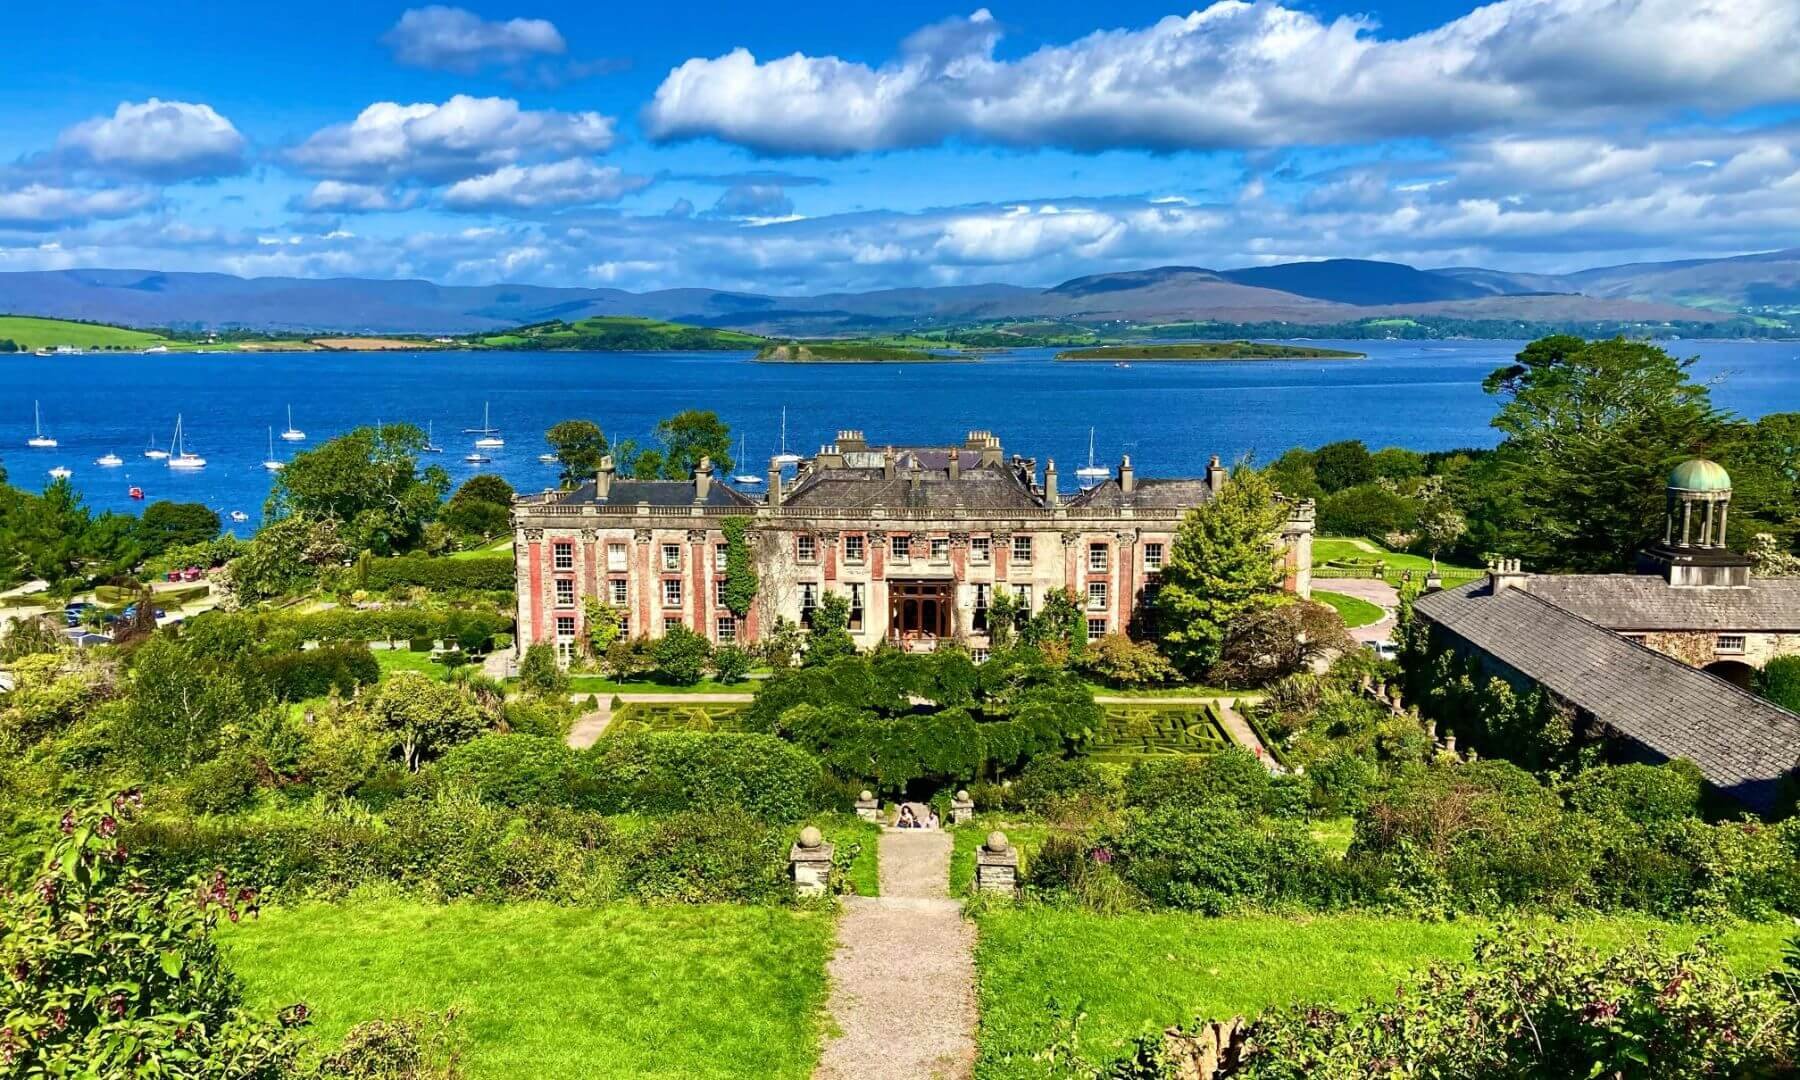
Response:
[511,429,1315,661]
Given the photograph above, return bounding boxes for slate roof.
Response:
[1414,579,1800,815]
[1066,477,1214,510]
[782,460,1045,511]
[1523,575,1800,632]
[543,478,758,509]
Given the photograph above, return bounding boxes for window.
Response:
[1012,535,1033,563]
[1012,584,1032,610]
[553,542,574,570]
[1088,581,1108,611]
[1087,618,1107,642]
[845,534,865,563]
[971,536,991,562]
[662,579,682,608]
[715,578,728,606]
[1717,634,1747,654]
[847,582,864,631]
[716,615,737,642]
[555,578,575,607]
[1144,542,1164,572]
[664,616,683,633]
[555,615,576,640]
[972,583,991,633]
[930,536,949,562]
[797,534,817,562]
[715,544,728,572]
[1088,543,1108,572]
[799,583,819,627]
[616,612,630,636]
[661,544,681,571]
[891,534,910,562]
[971,648,990,664]
[609,578,628,606]
[607,543,627,571]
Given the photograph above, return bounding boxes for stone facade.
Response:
[511,429,1314,661]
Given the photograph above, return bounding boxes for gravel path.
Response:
[815,829,976,1080]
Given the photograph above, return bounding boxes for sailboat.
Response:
[468,403,504,448]
[143,432,169,460]
[95,452,123,467]
[423,421,443,453]
[27,402,57,448]
[280,405,306,442]
[166,414,206,470]
[262,428,285,471]
[463,450,492,464]
[773,407,800,466]
[1075,427,1110,486]
[732,434,763,485]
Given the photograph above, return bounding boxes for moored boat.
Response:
[281,405,305,442]
[95,453,123,467]
[28,402,57,448]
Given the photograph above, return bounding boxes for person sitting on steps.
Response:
[897,805,916,829]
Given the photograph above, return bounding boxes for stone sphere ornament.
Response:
[956,789,971,801]
[798,826,823,849]
[985,830,1009,853]
[859,790,874,801]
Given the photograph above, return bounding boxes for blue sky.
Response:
[3,0,1797,293]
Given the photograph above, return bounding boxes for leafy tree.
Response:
[0,794,308,1078]
[0,479,141,590]
[1079,633,1177,687]
[630,448,666,480]
[653,410,733,479]
[544,419,609,487]
[139,500,221,554]
[711,644,754,683]
[1210,600,1354,686]
[1312,439,1374,492]
[450,473,514,507]
[1757,656,1800,713]
[222,515,348,602]
[1317,482,1416,540]
[441,474,514,539]
[804,593,858,666]
[1153,465,1290,677]
[0,337,18,352]
[1482,336,1730,571]
[582,596,622,657]
[1023,588,1087,659]
[759,616,805,670]
[517,642,568,698]
[1264,448,1322,501]
[651,624,713,685]
[363,670,490,769]
[120,636,271,776]
[1414,476,1467,571]
[1369,446,1427,482]
[1724,412,1800,551]
[266,423,448,555]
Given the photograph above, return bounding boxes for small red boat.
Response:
[128,486,145,500]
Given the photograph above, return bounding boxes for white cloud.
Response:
[707,184,794,219]
[292,181,419,213]
[382,6,565,73]
[56,99,247,180]
[645,0,1800,155]
[442,159,649,210]
[289,96,615,182]
[0,184,154,228]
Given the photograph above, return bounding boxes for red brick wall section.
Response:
[527,537,545,646]
[692,533,707,634]
[635,536,652,636]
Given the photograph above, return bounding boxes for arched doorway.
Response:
[1704,659,1755,689]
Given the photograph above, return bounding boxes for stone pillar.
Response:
[854,790,881,822]
[634,528,653,637]
[789,825,834,897]
[975,830,1018,896]
[524,528,545,647]
[689,528,709,635]
[950,789,974,824]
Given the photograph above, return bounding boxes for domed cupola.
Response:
[1637,457,1750,586]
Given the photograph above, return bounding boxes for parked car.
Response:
[165,571,183,582]
[181,567,204,582]
[1363,640,1399,661]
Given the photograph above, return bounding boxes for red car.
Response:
[181,567,204,582]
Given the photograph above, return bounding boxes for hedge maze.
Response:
[1088,703,1233,762]
[608,702,748,734]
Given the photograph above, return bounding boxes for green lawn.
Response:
[446,537,513,560]
[818,813,882,897]
[375,649,450,680]
[1313,537,1483,586]
[974,910,1792,1078]
[1083,682,1235,698]
[950,817,1052,896]
[1313,588,1385,628]
[564,676,759,696]
[222,900,833,1080]
[0,314,175,350]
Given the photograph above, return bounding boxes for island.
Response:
[754,341,970,363]
[1054,341,1366,361]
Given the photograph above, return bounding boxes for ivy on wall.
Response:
[721,516,759,617]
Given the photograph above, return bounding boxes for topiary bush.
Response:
[438,733,584,807]
[616,809,786,904]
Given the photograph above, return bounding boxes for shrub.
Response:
[1111,802,1330,914]
[711,644,754,683]
[587,732,823,822]
[1566,761,1704,825]
[617,810,786,904]
[183,751,264,815]
[255,643,381,702]
[650,624,713,685]
[518,642,569,697]
[1757,655,1800,713]
[1013,757,1118,819]
[1122,750,1271,816]
[1078,634,1177,688]
[1306,750,1379,816]
[361,554,514,591]
[438,733,583,807]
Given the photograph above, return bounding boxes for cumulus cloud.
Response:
[56,99,247,180]
[290,181,419,213]
[288,95,615,182]
[382,6,564,73]
[442,159,649,211]
[0,184,155,229]
[706,184,795,219]
[645,0,1800,155]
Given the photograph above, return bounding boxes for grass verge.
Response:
[818,813,882,896]
[374,649,449,680]
[221,899,833,1080]
[950,817,1051,896]
[1313,589,1385,628]
[974,909,1791,1078]
[1313,537,1483,586]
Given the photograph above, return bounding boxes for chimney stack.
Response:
[767,456,783,507]
[595,455,615,502]
[1487,557,1527,593]
[883,446,896,480]
[1044,459,1059,505]
[693,456,714,504]
[1119,455,1135,495]
[948,450,961,482]
[1206,454,1227,495]
[908,459,922,499]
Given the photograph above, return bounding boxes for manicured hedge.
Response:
[255,643,381,702]
[274,606,513,646]
[361,555,515,591]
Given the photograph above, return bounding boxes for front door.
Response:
[889,581,954,639]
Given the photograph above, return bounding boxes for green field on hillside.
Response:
[0,314,175,350]
[477,316,764,351]
[1056,342,1365,361]
[222,900,832,1080]
[755,341,966,362]
[975,909,1792,1078]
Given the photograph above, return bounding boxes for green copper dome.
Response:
[1668,458,1731,493]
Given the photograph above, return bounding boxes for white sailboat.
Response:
[423,420,444,453]
[280,405,306,442]
[48,466,72,480]
[470,403,504,448]
[732,434,763,485]
[143,431,169,460]
[773,407,800,466]
[1075,427,1110,485]
[95,452,123,467]
[166,415,206,470]
[464,451,492,464]
[263,428,284,471]
[27,402,57,448]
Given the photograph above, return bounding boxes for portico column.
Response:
[634,528,653,637]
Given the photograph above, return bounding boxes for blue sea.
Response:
[4,340,1797,524]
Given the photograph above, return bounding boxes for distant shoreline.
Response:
[1056,342,1367,361]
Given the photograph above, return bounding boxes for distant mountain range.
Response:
[2,249,1796,336]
